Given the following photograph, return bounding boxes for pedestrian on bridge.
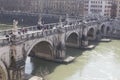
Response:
[37,24,43,30]
[24,28,28,33]
[21,28,25,34]
[5,34,10,42]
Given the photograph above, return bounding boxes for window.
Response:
[85,1,89,3]
[85,5,88,7]
[91,1,94,3]
[108,2,111,4]
[85,9,88,11]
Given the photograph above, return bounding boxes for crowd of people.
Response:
[37,23,54,31]
[5,32,15,43]
[5,27,28,43]
[18,28,28,35]
[4,21,71,43]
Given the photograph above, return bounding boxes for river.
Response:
[25,40,120,80]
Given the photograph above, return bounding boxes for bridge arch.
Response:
[87,28,95,40]
[100,24,105,34]
[66,32,79,41]
[65,32,79,46]
[106,26,111,34]
[27,39,54,60]
[0,61,8,80]
[100,23,112,37]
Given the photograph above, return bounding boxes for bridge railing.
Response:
[0,20,82,36]
[0,18,112,47]
[1,23,81,44]
[0,22,60,35]
[0,18,103,36]
[0,19,86,46]
[13,29,59,42]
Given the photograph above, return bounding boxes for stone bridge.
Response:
[0,18,114,80]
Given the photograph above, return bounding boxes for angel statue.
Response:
[13,19,18,35]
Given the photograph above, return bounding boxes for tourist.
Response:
[24,28,28,33]
[37,24,41,30]
[5,34,9,42]
[18,29,21,35]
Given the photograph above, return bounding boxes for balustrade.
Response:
[0,19,100,46]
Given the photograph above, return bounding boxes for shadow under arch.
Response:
[101,24,105,34]
[104,26,111,38]
[25,40,57,78]
[65,32,79,47]
[25,48,84,78]
[106,26,110,34]
[87,28,95,40]
[29,41,54,60]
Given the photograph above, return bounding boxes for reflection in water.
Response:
[25,56,60,77]
[25,40,120,80]
[25,57,33,74]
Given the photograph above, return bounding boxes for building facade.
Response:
[84,0,115,17]
[115,0,120,17]
[0,0,84,17]
[30,0,84,17]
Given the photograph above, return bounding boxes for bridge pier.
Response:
[55,47,66,59]
[8,66,24,80]
[54,28,66,59]
[7,44,25,80]
[81,40,89,47]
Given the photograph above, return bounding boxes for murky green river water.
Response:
[25,40,120,80]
